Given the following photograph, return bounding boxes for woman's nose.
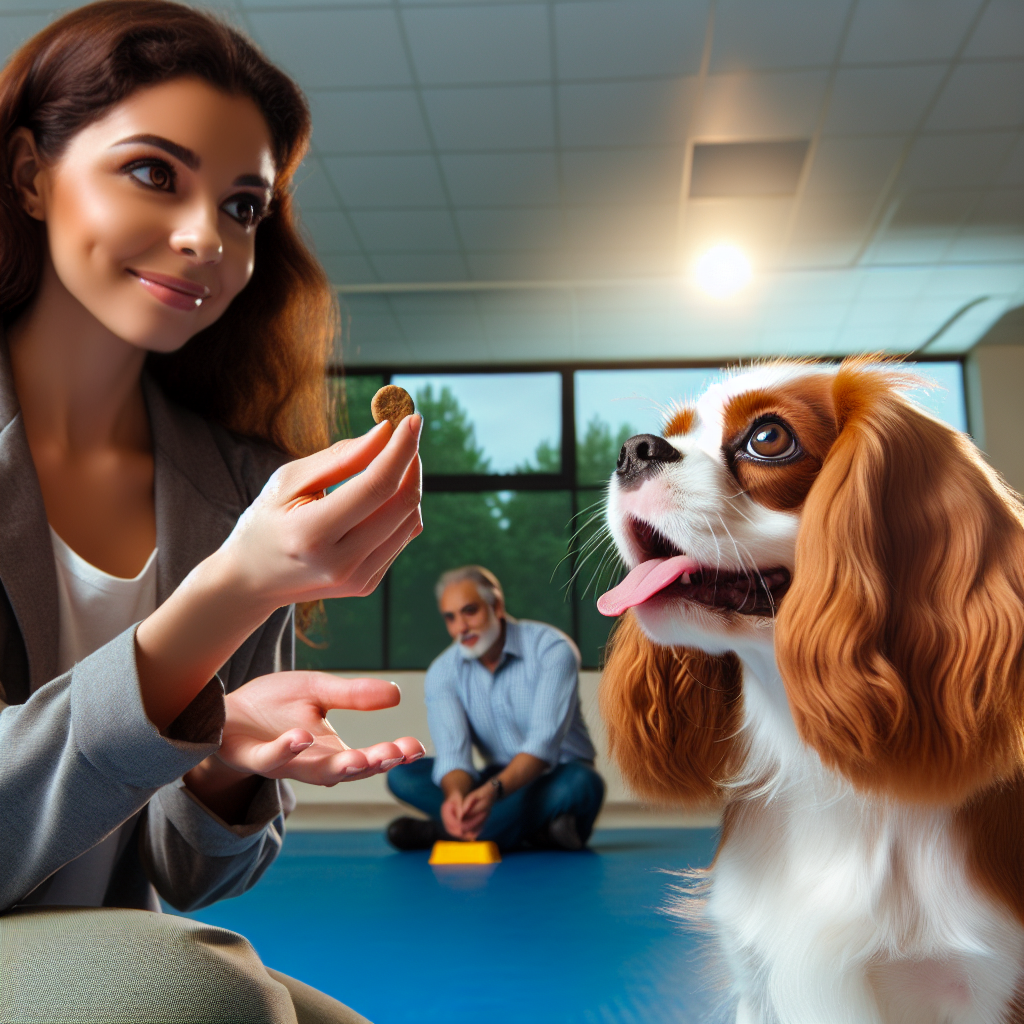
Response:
[170,204,223,264]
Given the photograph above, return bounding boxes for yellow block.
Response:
[428,840,502,865]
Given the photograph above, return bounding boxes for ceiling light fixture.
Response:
[693,244,753,299]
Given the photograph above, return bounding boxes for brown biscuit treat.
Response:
[371,384,415,429]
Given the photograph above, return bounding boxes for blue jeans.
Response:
[386,758,605,852]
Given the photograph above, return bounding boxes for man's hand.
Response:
[458,782,498,840]
[441,785,494,840]
[441,790,467,838]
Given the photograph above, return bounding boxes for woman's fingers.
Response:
[306,673,403,712]
[326,453,422,563]
[304,415,422,546]
[394,736,426,760]
[325,505,422,600]
[219,728,314,774]
[278,421,392,500]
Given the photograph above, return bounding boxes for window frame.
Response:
[324,355,969,669]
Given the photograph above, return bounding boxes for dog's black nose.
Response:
[616,434,680,488]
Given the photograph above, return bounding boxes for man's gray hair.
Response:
[435,565,505,608]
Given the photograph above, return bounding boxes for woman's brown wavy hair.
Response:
[0,0,335,458]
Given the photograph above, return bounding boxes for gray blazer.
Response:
[0,343,296,913]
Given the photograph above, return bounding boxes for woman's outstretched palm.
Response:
[216,672,424,784]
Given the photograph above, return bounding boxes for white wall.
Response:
[290,669,633,806]
[966,341,1024,494]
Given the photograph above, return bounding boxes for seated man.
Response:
[386,566,604,852]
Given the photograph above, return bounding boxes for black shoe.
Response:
[386,816,446,851]
[532,813,585,851]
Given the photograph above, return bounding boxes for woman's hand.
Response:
[183,672,424,823]
[136,417,423,730]
[220,414,423,613]
[216,671,425,784]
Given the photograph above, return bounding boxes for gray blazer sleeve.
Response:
[139,605,298,912]
[0,626,224,912]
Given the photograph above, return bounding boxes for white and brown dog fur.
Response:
[597,359,1024,1023]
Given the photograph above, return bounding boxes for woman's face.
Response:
[28,77,276,352]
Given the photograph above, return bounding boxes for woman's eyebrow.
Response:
[113,133,199,170]
[234,173,273,192]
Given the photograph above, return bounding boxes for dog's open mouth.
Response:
[597,517,791,618]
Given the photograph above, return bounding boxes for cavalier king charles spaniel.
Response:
[596,358,1024,1023]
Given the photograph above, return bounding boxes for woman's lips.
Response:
[129,270,210,311]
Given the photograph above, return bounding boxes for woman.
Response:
[0,3,422,1021]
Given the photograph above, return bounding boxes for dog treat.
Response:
[371,384,415,429]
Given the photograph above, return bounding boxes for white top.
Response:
[30,529,158,907]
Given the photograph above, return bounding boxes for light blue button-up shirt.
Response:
[425,618,596,785]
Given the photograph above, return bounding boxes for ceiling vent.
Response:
[689,141,810,198]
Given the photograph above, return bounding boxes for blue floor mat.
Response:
[171,828,732,1024]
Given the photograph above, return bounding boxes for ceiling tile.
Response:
[945,231,1024,263]
[898,132,1018,190]
[0,14,51,66]
[923,264,1024,296]
[455,208,562,252]
[423,86,555,150]
[440,152,561,206]
[560,147,684,206]
[402,4,550,85]
[388,291,481,316]
[711,0,849,72]
[682,195,794,259]
[997,135,1024,186]
[865,226,961,266]
[476,289,575,337]
[564,204,679,257]
[568,245,679,279]
[963,0,1024,58]
[370,253,469,282]
[784,193,878,267]
[554,0,707,80]
[841,0,984,64]
[247,9,411,90]
[901,187,979,224]
[559,78,698,148]
[824,65,946,135]
[293,161,339,212]
[971,187,1024,226]
[305,211,363,254]
[342,335,415,368]
[926,61,1024,132]
[323,154,447,208]
[947,187,1024,262]
[308,90,430,154]
[854,266,933,299]
[350,209,461,251]
[242,0,391,7]
[466,252,568,280]
[803,137,903,195]
[770,269,862,303]
[696,71,828,138]
[318,252,378,286]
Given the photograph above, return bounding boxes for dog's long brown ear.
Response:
[776,362,1024,804]
[599,611,743,808]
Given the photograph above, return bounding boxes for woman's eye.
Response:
[221,195,265,229]
[126,160,175,191]
[746,421,798,460]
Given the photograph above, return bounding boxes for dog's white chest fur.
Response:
[703,660,1024,1024]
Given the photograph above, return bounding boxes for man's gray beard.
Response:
[456,614,502,660]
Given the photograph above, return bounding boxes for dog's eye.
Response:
[746,421,797,460]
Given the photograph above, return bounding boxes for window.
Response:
[298,360,968,671]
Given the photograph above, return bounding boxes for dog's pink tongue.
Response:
[597,556,700,617]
